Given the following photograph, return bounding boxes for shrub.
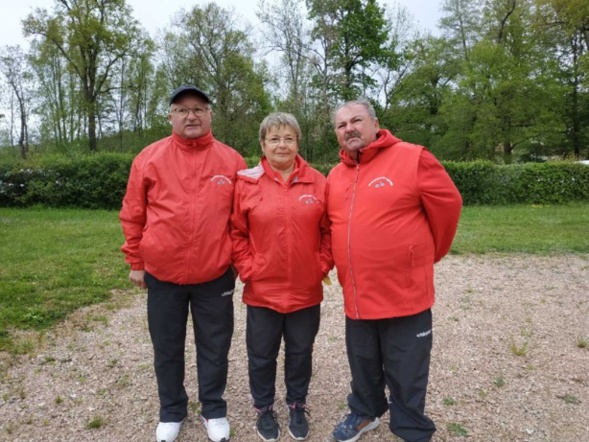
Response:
[0,153,133,210]
[442,161,589,206]
[1,156,588,209]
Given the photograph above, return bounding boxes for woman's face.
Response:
[261,125,299,172]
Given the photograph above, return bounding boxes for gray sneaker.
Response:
[332,412,379,442]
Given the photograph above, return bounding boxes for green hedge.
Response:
[1,155,588,209]
[0,153,133,210]
[443,161,589,205]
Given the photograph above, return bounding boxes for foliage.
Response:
[1,154,588,209]
[306,0,394,100]
[0,153,133,209]
[443,161,589,205]
[22,0,145,151]
[0,46,33,158]
[1,0,588,163]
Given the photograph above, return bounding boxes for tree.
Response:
[125,35,157,133]
[257,0,310,105]
[535,0,589,159]
[29,38,85,149]
[383,36,459,155]
[431,0,562,161]
[0,46,33,158]
[23,0,143,151]
[440,0,484,60]
[306,0,394,100]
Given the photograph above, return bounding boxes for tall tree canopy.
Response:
[23,0,144,151]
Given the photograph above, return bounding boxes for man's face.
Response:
[168,94,212,139]
[334,104,379,155]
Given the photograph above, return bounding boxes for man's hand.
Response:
[128,269,147,289]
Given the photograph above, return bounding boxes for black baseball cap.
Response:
[169,84,211,105]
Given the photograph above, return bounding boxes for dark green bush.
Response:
[0,153,133,210]
[443,161,499,205]
[513,163,589,204]
[443,161,589,205]
[1,155,588,209]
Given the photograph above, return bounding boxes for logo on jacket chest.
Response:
[368,176,394,189]
[211,175,233,185]
[298,194,321,205]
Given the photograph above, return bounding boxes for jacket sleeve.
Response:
[230,180,255,281]
[119,157,148,270]
[319,181,333,275]
[417,149,462,263]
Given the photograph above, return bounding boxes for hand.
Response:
[128,269,147,289]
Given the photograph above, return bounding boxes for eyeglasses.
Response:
[171,107,208,118]
[265,137,297,147]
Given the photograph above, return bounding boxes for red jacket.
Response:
[326,129,462,319]
[120,131,247,284]
[231,156,332,313]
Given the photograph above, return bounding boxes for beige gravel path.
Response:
[1,255,588,441]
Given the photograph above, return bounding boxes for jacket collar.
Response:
[171,130,215,150]
[339,129,401,166]
[260,155,315,184]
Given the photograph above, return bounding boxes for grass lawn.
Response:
[0,203,588,352]
[452,203,589,254]
[0,208,129,352]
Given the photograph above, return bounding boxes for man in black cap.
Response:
[120,85,247,442]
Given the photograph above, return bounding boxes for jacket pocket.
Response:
[249,253,267,281]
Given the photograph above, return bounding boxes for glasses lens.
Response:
[175,108,205,117]
[267,137,295,146]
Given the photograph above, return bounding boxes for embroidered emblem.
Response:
[368,176,393,188]
[211,175,233,185]
[298,194,321,205]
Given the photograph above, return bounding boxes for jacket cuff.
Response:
[130,262,144,271]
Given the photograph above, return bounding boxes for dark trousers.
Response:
[247,304,321,409]
[145,268,234,422]
[345,309,436,442]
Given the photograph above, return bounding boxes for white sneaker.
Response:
[202,416,231,441]
[156,420,184,442]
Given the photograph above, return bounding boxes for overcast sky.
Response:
[0,0,443,50]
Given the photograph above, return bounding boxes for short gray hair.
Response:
[332,98,377,126]
[259,112,301,143]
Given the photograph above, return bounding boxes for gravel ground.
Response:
[1,255,588,442]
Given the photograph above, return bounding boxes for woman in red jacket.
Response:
[231,112,332,442]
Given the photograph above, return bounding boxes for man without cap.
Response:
[327,98,462,442]
[120,85,247,442]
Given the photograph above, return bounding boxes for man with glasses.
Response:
[120,85,247,442]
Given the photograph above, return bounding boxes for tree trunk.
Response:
[88,103,97,151]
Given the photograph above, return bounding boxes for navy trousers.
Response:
[145,268,234,422]
[246,304,321,409]
[345,309,436,442]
